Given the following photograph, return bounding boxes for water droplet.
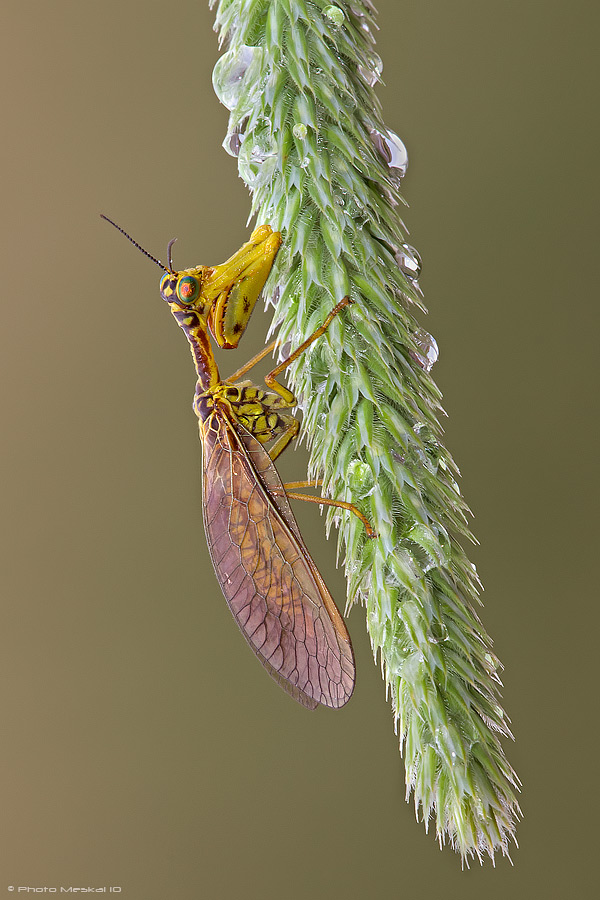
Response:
[370,130,390,162]
[250,142,276,164]
[350,3,379,35]
[347,459,375,498]
[292,123,307,140]
[395,244,422,281]
[212,45,261,111]
[483,652,503,683]
[370,129,408,177]
[324,5,345,26]
[334,194,345,206]
[299,156,310,169]
[386,131,408,176]
[410,328,439,372]
[427,622,449,644]
[358,53,383,86]
[238,130,277,187]
[350,6,376,39]
[223,125,245,158]
[339,193,365,218]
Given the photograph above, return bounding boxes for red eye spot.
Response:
[181,282,193,297]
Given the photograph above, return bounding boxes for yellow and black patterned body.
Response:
[194,381,298,451]
[102,214,363,708]
[155,227,360,707]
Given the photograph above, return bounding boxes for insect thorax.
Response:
[194,381,289,445]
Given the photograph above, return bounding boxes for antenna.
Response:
[100,214,176,274]
[167,238,177,274]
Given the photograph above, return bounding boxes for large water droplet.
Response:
[385,130,408,176]
[370,129,408,176]
[410,328,439,372]
[212,45,261,111]
[395,243,422,281]
[370,129,390,162]
[324,5,345,25]
[358,53,383,86]
[292,123,307,140]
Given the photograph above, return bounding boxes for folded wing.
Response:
[201,405,355,709]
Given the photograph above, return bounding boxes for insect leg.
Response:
[265,298,371,531]
[267,416,300,461]
[226,339,278,383]
[274,489,376,538]
[264,296,352,401]
[227,296,352,397]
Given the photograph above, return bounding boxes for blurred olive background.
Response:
[1,1,597,897]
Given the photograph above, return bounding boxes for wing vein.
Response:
[200,404,354,709]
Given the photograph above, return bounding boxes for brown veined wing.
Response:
[200,402,355,709]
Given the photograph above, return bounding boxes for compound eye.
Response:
[160,273,177,301]
[177,275,200,304]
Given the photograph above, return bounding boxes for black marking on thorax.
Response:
[194,391,213,422]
